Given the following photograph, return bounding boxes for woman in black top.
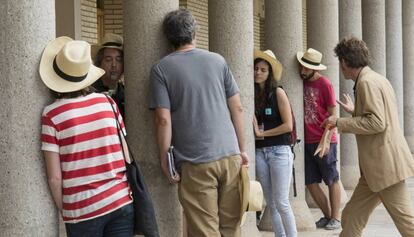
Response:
[253,49,297,237]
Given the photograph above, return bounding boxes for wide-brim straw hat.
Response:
[254,49,283,81]
[39,36,105,93]
[296,48,327,70]
[91,33,123,61]
[240,166,264,226]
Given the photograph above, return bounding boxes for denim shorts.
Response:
[305,143,339,186]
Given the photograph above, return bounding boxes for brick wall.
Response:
[254,15,265,50]
[81,0,98,44]
[254,0,265,50]
[103,0,123,35]
[180,0,209,50]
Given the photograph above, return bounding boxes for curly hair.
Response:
[162,9,198,48]
[334,37,370,68]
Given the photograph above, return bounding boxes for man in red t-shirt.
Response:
[297,48,341,230]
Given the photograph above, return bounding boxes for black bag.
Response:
[106,96,160,237]
[125,160,160,237]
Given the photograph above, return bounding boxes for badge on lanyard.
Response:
[265,108,272,115]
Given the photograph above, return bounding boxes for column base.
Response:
[305,180,348,208]
[258,199,316,232]
[241,213,262,237]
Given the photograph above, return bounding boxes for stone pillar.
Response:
[362,0,386,76]
[386,0,404,128]
[305,0,348,207]
[208,1,259,236]
[263,0,315,231]
[403,0,414,151]
[338,0,362,189]
[0,1,58,236]
[123,2,182,237]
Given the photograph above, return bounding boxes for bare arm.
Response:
[154,108,180,183]
[253,88,293,137]
[227,93,249,167]
[324,105,336,143]
[43,151,62,211]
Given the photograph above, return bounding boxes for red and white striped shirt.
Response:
[41,93,132,223]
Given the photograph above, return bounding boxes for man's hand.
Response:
[337,93,354,114]
[240,151,250,168]
[160,155,181,184]
[314,126,333,158]
[322,115,338,129]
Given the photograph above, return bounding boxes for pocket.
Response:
[230,155,241,171]
[268,146,290,166]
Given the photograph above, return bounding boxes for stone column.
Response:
[0,1,57,236]
[123,2,182,237]
[263,0,315,231]
[305,0,348,207]
[208,1,259,236]
[362,0,386,76]
[403,0,414,151]
[386,0,404,128]
[338,0,362,189]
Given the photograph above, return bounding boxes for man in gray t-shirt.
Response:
[149,9,249,237]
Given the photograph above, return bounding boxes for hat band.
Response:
[301,57,320,66]
[102,42,122,47]
[53,57,88,82]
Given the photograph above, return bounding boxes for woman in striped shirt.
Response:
[39,37,134,237]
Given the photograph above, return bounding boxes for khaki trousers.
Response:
[340,177,414,237]
[178,155,241,237]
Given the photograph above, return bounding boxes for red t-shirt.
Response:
[304,76,337,143]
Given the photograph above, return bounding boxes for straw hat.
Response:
[39,36,105,93]
[240,166,264,226]
[254,49,283,81]
[296,48,327,70]
[91,33,123,61]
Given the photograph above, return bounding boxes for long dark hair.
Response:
[254,58,277,121]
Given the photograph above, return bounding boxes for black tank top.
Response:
[255,88,291,148]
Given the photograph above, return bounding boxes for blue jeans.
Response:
[256,145,297,237]
[65,203,134,237]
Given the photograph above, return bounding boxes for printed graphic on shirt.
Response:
[304,87,321,125]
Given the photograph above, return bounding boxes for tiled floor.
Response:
[261,178,414,237]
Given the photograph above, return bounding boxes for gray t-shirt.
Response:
[149,48,240,165]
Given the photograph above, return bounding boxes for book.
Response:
[167,146,178,179]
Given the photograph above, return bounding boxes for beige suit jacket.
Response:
[337,67,414,192]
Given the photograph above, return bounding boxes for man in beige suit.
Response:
[325,37,414,237]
